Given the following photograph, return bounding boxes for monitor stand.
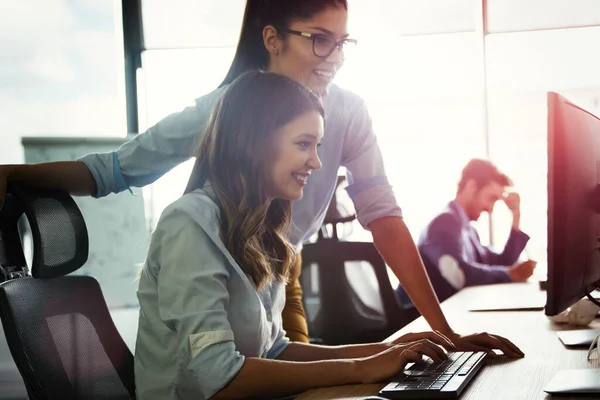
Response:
[545,369,600,394]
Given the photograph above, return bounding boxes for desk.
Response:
[297,283,600,399]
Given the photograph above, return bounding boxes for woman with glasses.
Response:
[0,0,523,357]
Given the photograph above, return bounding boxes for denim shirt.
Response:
[79,83,402,247]
[134,187,289,399]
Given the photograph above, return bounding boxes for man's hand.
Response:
[447,331,524,358]
[508,260,536,282]
[503,191,521,215]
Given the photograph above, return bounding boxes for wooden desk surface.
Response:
[297,283,600,400]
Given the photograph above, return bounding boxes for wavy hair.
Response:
[186,70,324,289]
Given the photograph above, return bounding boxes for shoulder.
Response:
[419,210,462,247]
[426,205,462,233]
[150,188,239,271]
[324,84,368,118]
[323,85,374,147]
[156,188,222,243]
[193,86,228,112]
[146,190,239,284]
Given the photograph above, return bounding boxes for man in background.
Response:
[396,158,536,308]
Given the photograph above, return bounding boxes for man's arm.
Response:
[422,214,512,288]
[480,192,530,265]
[480,229,530,266]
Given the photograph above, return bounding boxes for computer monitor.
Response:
[546,92,600,316]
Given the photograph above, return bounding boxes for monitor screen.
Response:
[546,92,600,316]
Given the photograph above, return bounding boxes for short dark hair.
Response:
[457,158,512,193]
[220,0,349,87]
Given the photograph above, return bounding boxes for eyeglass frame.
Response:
[277,28,358,59]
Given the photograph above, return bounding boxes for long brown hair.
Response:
[220,0,349,87]
[187,70,324,289]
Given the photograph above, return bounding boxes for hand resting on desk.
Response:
[508,259,537,282]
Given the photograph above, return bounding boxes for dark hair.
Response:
[219,0,348,87]
[457,158,513,193]
[187,70,324,289]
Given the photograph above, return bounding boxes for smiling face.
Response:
[262,109,324,201]
[265,5,350,96]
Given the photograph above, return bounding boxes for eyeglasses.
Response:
[280,28,357,59]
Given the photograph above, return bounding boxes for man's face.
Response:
[464,181,505,221]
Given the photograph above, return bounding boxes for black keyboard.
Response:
[379,351,488,399]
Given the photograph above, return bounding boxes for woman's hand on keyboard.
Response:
[446,332,524,358]
[391,331,456,351]
[356,339,447,384]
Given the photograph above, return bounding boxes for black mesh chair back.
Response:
[301,240,417,345]
[0,184,135,399]
[0,184,88,280]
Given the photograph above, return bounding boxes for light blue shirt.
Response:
[134,186,289,399]
[79,84,403,247]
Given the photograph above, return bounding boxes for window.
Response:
[486,0,600,33]
[138,1,245,227]
[141,0,245,49]
[337,32,486,241]
[486,27,600,272]
[139,49,238,228]
[0,0,126,154]
[1,1,132,307]
[348,0,475,37]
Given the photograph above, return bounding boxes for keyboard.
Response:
[379,351,488,399]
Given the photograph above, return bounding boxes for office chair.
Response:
[302,239,415,345]
[301,179,416,345]
[0,184,135,400]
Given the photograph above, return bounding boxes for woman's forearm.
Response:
[369,216,453,335]
[4,161,97,196]
[212,357,360,400]
[277,342,389,361]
